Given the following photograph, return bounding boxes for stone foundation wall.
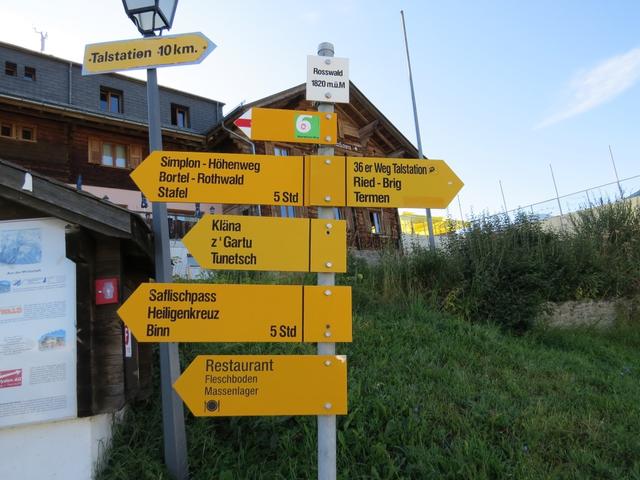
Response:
[538,298,639,328]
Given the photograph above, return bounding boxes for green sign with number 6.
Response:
[295,114,320,139]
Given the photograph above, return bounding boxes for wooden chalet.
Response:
[207,82,419,250]
[0,41,223,239]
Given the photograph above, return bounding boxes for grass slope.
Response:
[99,300,640,479]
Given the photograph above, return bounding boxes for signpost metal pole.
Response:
[316,41,337,480]
[400,10,436,251]
[146,65,189,480]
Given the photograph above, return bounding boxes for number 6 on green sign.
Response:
[295,114,320,139]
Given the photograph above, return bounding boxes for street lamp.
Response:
[122,0,178,35]
[121,2,187,479]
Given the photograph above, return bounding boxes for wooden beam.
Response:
[0,160,133,238]
[358,120,379,147]
[388,149,406,158]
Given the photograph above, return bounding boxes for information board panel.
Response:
[0,218,77,429]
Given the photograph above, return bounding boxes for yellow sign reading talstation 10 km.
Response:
[174,355,348,417]
[117,283,352,343]
[82,32,215,75]
[183,214,346,272]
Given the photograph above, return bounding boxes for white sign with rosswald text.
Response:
[0,218,77,429]
[306,55,350,103]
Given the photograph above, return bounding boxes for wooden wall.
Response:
[0,104,206,193]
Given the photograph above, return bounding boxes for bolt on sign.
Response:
[82,32,215,75]
[234,108,338,145]
[306,55,350,103]
[131,151,463,209]
[173,355,347,417]
[182,214,346,272]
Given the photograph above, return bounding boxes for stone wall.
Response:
[538,298,639,328]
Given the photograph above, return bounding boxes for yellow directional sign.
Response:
[174,355,347,417]
[130,151,305,204]
[234,108,338,145]
[82,32,215,75]
[117,283,352,343]
[131,151,463,208]
[307,156,464,209]
[183,214,346,272]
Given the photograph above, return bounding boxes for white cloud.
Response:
[536,47,640,129]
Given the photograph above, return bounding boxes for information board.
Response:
[0,218,77,429]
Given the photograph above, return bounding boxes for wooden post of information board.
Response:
[316,41,337,480]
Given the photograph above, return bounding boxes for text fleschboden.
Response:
[155,156,261,198]
[351,160,436,204]
[209,218,256,266]
[202,359,275,399]
[144,287,219,338]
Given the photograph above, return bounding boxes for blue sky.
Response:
[2,1,640,219]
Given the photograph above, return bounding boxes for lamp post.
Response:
[122,2,188,479]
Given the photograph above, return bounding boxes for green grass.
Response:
[98,298,640,479]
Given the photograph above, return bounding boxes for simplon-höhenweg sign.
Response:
[131,152,463,209]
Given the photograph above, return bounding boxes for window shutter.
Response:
[88,137,102,164]
[129,144,142,169]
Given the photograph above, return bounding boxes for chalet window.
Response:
[102,143,128,168]
[0,123,13,138]
[88,137,143,169]
[370,211,382,234]
[280,206,295,218]
[24,66,36,81]
[171,104,190,128]
[5,62,17,76]
[0,123,36,141]
[19,126,36,142]
[100,87,123,113]
[274,146,289,156]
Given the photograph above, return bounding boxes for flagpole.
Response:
[401,10,436,250]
